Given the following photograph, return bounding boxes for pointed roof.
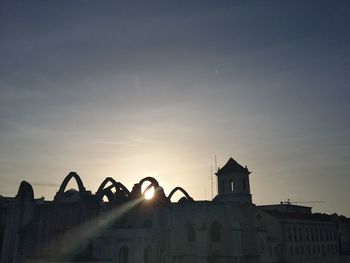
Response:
[215,157,250,175]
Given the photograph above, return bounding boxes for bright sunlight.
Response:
[144,187,155,200]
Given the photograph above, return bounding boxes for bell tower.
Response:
[215,157,252,204]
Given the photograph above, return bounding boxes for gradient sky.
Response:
[1,1,349,216]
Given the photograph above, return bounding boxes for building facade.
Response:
[256,204,342,263]
[0,157,349,263]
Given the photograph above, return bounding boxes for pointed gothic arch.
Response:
[139,177,159,188]
[54,172,86,201]
[16,181,34,203]
[168,187,194,202]
[101,188,115,204]
[139,177,161,198]
[95,177,130,203]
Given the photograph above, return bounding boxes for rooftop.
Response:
[216,157,250,175]
[262,209,332,222]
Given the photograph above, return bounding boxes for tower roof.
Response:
[216,157,250,175]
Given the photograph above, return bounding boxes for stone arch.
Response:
[168,187,194,202]
[101,188,115,204]
[119,245,129,263]
[95,177,130,203]
[16,181,34,202]
[54,172,85,201]
[209,220,222,242]
[139,177,161,198]
[139,177,159,189]
[58,172,85,194]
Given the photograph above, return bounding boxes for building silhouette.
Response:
[0,157,349,263]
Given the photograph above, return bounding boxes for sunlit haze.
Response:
[0,1,349,216]
[144,187,155,200]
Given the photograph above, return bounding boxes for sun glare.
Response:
[144,187,155,200]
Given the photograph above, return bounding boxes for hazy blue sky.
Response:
[1,1,350,215]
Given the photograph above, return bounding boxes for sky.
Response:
[1,1,350,216]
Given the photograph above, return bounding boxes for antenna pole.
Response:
[215,155,217,172]
[214,155,217,196]
[210,165,213,199]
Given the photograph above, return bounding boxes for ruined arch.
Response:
[138,177,160,197]
[54,172,86,201]
[139,177,159,188]
[95,177,130,203]
[101,188,115,204]
[16,181,34,202]
[58,172,85,194]
[168,187,194,202]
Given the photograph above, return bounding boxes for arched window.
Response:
[144,246,152,263]
[186,222,196,242]
[230,180,234,191]
[209,221,222,242]
[119,246,129,263]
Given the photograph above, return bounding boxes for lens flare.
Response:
[144,187,155,200]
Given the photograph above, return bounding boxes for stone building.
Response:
[256,204,342,263]
[0,157,349,263]
[0,158,260,263]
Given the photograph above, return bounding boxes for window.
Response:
[293,228,297,241]
[288,227,292,241]
[259,239,265,253]
[186,222,196,242]
[289,246,294,256]
[230,180,234,192]
[119,246,129,263]
[209,221,222,242]
[298,228,302,241]
[144,246,152,263]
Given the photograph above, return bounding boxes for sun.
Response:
[144,187,155,200]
